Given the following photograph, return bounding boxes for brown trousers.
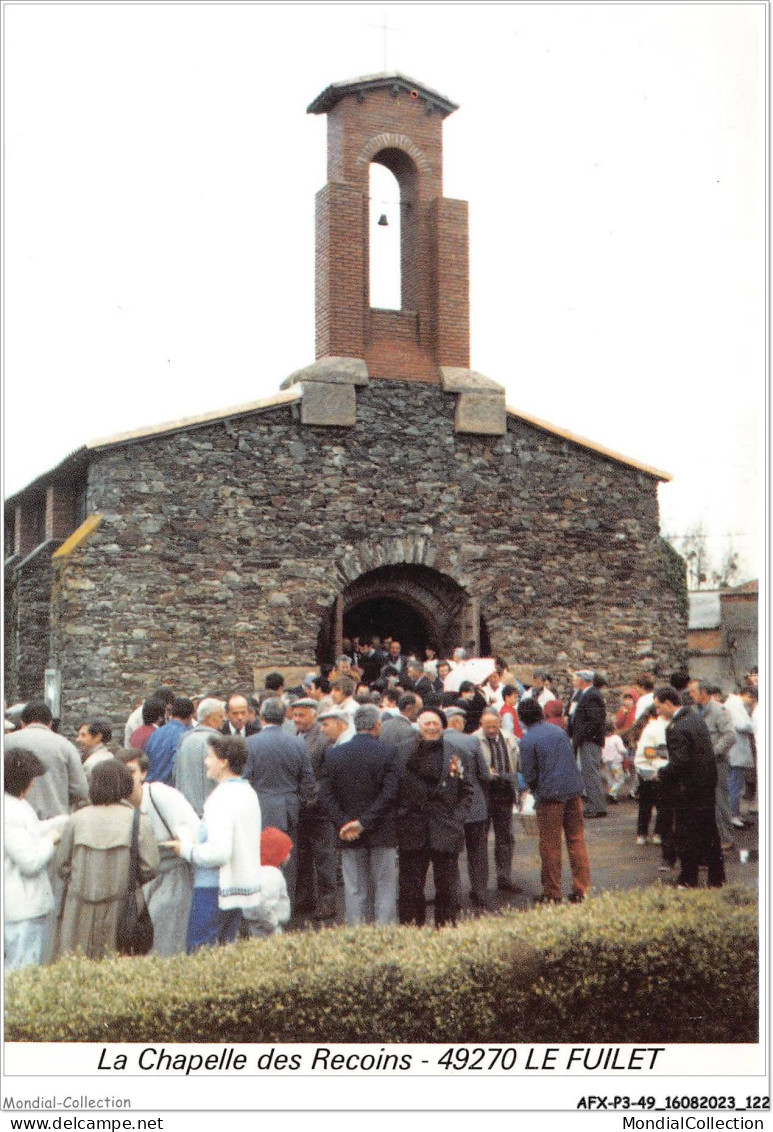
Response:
[536,797,591,900]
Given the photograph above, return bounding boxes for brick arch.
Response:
[333,535,450,589]
[316,552,491,664]
[342,566,464,632]
[356,132,432,174]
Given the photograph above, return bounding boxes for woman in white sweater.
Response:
[4,750,69,970]
[172,735,263,950]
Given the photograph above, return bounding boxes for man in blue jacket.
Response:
[319,703,400,925]
[518,698,591,904]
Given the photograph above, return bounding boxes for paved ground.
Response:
[295,796,759,929]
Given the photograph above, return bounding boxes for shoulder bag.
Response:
[116,807,154,956]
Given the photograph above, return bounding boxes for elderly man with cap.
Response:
[566,669,607,818]
[319,704,400,925]
[444,706,493,910]
[292,697,338,920]
[318,707,356,747]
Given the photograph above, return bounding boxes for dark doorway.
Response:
[316,563,491,665]
[343,596,433,657]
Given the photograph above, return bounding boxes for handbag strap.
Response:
[128,805,141,887]
[148,784,174,839]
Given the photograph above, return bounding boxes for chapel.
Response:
[4,73,688,727]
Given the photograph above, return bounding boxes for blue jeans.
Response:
[728,766,746,817]
[186,888,243,952]
[4,915,48,971]
[341,845,397,925]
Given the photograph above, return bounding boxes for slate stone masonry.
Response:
[44,381,686,730]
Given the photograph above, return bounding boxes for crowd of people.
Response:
[3,636,760,970]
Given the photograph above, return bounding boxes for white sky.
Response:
[3,2,766,582]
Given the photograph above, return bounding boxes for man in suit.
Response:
[382,638,408,678]
[409,661,439,701]
[567,669,607,818]
[291,698,337,919]
[244,698,315,915]
[358,639,386,685]
[319,704,400,925]
[221,693,261,739]
[444,706,492,909]
[654,685,725,888]
[380,692,421,746]
[475,708,520,893]
[687,679,737,848]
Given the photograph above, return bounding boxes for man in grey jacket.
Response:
[474,708,520,893]
[244,698,315,916]
[4,702,88,819]
[445,707,492,909]
[174,698,226,817]
[688,680,737,847]
[380,692,421,746]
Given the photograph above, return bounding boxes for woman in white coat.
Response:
[4,750,69,970]
[171,735,263,950]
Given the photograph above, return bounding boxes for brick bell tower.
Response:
[308,72,469,381]
[282,73,506,435]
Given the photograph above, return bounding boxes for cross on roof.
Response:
[368,10,400,71]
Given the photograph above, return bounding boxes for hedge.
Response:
[5,886,757,1044]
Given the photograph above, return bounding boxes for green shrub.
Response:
[5,886,757,1043]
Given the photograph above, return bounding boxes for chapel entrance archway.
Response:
[316,564,491,666]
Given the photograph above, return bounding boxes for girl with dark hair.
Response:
[4,749,69,970]
[54,759,159,960]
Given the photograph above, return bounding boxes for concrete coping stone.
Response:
[280,356,370,389]
[438,366,505,396]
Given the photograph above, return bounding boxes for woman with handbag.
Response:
[116,748,201,956]
[54,759,159,960]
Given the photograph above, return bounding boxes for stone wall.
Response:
[9,542,59,703]
[48,382,687,731]
[4,562,20,704]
